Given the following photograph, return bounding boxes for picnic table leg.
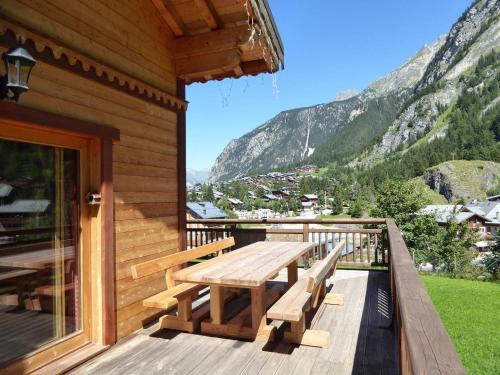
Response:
[287,260,298,288]
[251,284,275,342]
[210,285,225,324]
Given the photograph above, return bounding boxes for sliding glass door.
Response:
[0,130,90,368]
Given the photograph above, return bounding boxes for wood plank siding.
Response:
[0,0,180,340]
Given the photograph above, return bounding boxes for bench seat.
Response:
[130,237,236,333]
[267,240,346,348]
[267,278,310,322]
[143,283,206,309]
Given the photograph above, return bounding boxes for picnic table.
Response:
[174,241,314,341]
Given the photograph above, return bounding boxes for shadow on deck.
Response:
[70,270,397,375]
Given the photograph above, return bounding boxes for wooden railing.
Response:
[386,219,466,374]
[187,218,466,374]
[187,218,388,266]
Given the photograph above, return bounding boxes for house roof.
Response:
[186,202,226,219]
[419,203,500,224]
[301,194,318,200]
[264,194,278,200]
[464,201,500,223]
[228,198,243,205]
[487,194,500,201]
[0,183,13,198]
[151,0,284,84]
[0,199,50,213]
[418,205,463,223]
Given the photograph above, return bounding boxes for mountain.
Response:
[186,168,209,185]
[209,0,500,183]
[208,37,443,182]
[355,0,500,166]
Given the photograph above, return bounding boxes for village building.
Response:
[186,202,226,220]
[263,193,279,202]
[419,202,500,247]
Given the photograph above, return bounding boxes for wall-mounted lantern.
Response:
[1,46,36,102]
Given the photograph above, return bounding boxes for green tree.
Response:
[216,197,231,211]
[188,188,198,202]
[371,180,429,227]
[201,184,215,202]
[348,197,365,218]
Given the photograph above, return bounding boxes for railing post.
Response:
[302,223,309,242]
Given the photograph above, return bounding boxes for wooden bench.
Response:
[267,240,346,348]
[131,237,236,333]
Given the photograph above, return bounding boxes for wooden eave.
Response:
[151,0,284,84]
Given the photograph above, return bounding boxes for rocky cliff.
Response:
[420,160,500,201]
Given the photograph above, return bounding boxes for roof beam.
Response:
[151,0,187,37]
[193,0,220,29]
[173,25,250,59]
[176,49,241,79]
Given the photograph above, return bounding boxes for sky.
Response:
[186,0,472,171]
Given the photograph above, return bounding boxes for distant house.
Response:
[186,202,227,220]
[263,193,279,202]
[300,194,318,204]
[419,202,500,241]
[227,198,243,209]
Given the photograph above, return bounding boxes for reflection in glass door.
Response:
[0,138,82,367]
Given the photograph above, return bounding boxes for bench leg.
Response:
[159,315,195,333]
[287,261,298,287]
[284,316,329,348]
[324,293,344,305]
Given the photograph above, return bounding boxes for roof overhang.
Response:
[151,0,284,84]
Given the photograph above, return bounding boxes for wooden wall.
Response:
[0,0,182,339]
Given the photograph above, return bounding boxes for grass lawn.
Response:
[421,275,500,374]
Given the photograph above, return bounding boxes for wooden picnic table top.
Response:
[0,247,75,270]
[173,241,314,288]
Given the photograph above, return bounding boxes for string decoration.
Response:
[243,0,280,97]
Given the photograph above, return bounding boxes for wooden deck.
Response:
[70,270,397,375]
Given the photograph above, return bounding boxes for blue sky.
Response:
[186,0,472,170]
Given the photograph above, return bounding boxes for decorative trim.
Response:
[0,19,187,112]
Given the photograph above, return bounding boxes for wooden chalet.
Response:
[0,0,282,372]
[0,1,467,375]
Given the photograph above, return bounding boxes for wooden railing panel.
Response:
[387,219,466,375]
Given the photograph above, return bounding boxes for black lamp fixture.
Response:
[1,46,36,102]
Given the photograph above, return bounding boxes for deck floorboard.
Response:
[70,270,397,375]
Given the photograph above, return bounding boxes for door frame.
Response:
[0,102,119,373]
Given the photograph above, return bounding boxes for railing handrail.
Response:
[187,218,387,225]
[386,219,466,374]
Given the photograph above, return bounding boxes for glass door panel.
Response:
[0,138,82,367]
